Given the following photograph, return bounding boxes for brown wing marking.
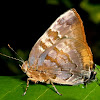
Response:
[29,9,93,71]
[44,37,93,74]
[50,8,87,42]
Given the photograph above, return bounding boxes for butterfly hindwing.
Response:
[33,37,93,85]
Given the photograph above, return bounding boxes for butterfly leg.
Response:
[23,78,36,96]
[50,80,62,96]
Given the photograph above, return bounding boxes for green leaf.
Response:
[0,65,100,100]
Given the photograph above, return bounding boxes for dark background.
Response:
[0,0,100,75]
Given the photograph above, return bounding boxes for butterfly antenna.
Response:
[8,44,24,62]
[0,52,23,63]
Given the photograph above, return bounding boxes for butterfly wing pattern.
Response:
[21,8,94,95]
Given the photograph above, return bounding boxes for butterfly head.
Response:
[21,61,29,73]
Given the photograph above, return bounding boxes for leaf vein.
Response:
[35,88,49,100]
[83,85,98,100]
[0,83,22,100]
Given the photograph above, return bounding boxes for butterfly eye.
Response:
[21,61,29,73]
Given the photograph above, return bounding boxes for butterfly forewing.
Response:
[28,8,93,85]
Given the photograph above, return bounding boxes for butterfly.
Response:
[20,8,95,95]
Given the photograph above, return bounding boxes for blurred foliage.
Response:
[46,0,73,8]
[46,0,59,5]
[47,0,100,24]
[80,0,100,24]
